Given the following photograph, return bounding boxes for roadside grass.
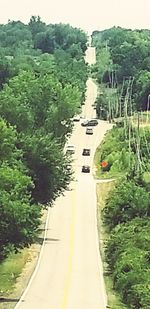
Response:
[0,250,29,296]
[96,181,129,309]
[132,111,150,127]
[0,209,47,308]
[94,143,124,179]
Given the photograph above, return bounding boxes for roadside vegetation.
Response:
[0,16,88,296]
[93,27,150,309]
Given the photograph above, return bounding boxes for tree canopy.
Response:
[0,17,88,260]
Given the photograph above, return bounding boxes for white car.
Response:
[73,115,80,121]
[86,127,93,135]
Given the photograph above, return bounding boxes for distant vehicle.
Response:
[81,119,98,126]
[65,145,75,154]
[82,148,91,156]
[81,120,89,126]
[86,127,93,135]
[73,115,80,121]
[81,165,90,173]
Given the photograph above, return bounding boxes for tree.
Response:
[106,218,150,308]
[103,178,150,230]
[28,16,46,39]
[20,132,72,204]
[0,118,41,260]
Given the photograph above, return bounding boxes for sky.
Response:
[0,0,150,34]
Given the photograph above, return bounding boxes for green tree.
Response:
[103,178,150,230]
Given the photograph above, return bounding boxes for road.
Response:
[14,47,112,309]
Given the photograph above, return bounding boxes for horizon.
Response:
[0,0,150,34]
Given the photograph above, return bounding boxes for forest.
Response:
[92,27,150,309]
[0,16,88,260]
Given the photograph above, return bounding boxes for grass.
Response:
[132,111,150,127]
[94,142,125,179]
[96,181,129,309]
[0,250,29,296]
[0,209,47,308]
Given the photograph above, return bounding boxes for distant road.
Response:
[14,47,112,309]
[85,47,96,65]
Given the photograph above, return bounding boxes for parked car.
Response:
[81,120,89,126]
[73,115,80,121]
[81,119,98,126]
[82,148,91,156]
[65,145,75,154]
[86,127,93,135]
[81,165,90,173]
[87,119,98,126]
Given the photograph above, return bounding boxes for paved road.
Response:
[14,48,112,309]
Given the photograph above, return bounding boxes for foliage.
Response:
[99,125,150,308]
[92,26,150,112]
[0,119,41,260]
[20,132,72,204]
[105,218,150,308]
[103,178,150,230]
[96,124,150,178]
[33,22,87,54]
[0,17,88,260]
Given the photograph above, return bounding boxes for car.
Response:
[82,148,91,156]
[81,120,89,126]
[81,165,90,173]
[73,115,80,121]
[86,127,93,135]
[81,119,98,126]
[87,119,98,126]
[65,145,75,154]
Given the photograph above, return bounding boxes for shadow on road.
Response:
[0,298,21,303]
[36,237,60,244]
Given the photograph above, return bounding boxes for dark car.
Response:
[87,119,98,126]
[81,119,98,126]
[65,145,75,154]
[82,148,91,156]
[81,165,90,173]
[86,127,93,135]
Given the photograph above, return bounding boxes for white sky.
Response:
[0,0,150,34]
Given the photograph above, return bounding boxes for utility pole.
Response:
[119,78,125,118]
[108,99,111,123]
[128,119,131,169]
[146,94,150,123]
[136,112,142,175]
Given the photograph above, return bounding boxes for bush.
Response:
[103,178,150,230]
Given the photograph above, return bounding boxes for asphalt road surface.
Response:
[14,47,112,309]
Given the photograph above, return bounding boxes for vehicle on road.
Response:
[65,145,75,154]
[81,165,90,173]
[81,119,98,126]
[81,120,89,126]
[92,103,96,108]
[73,115,80,121]
[86,127,93,135]
[82,148,91,156]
